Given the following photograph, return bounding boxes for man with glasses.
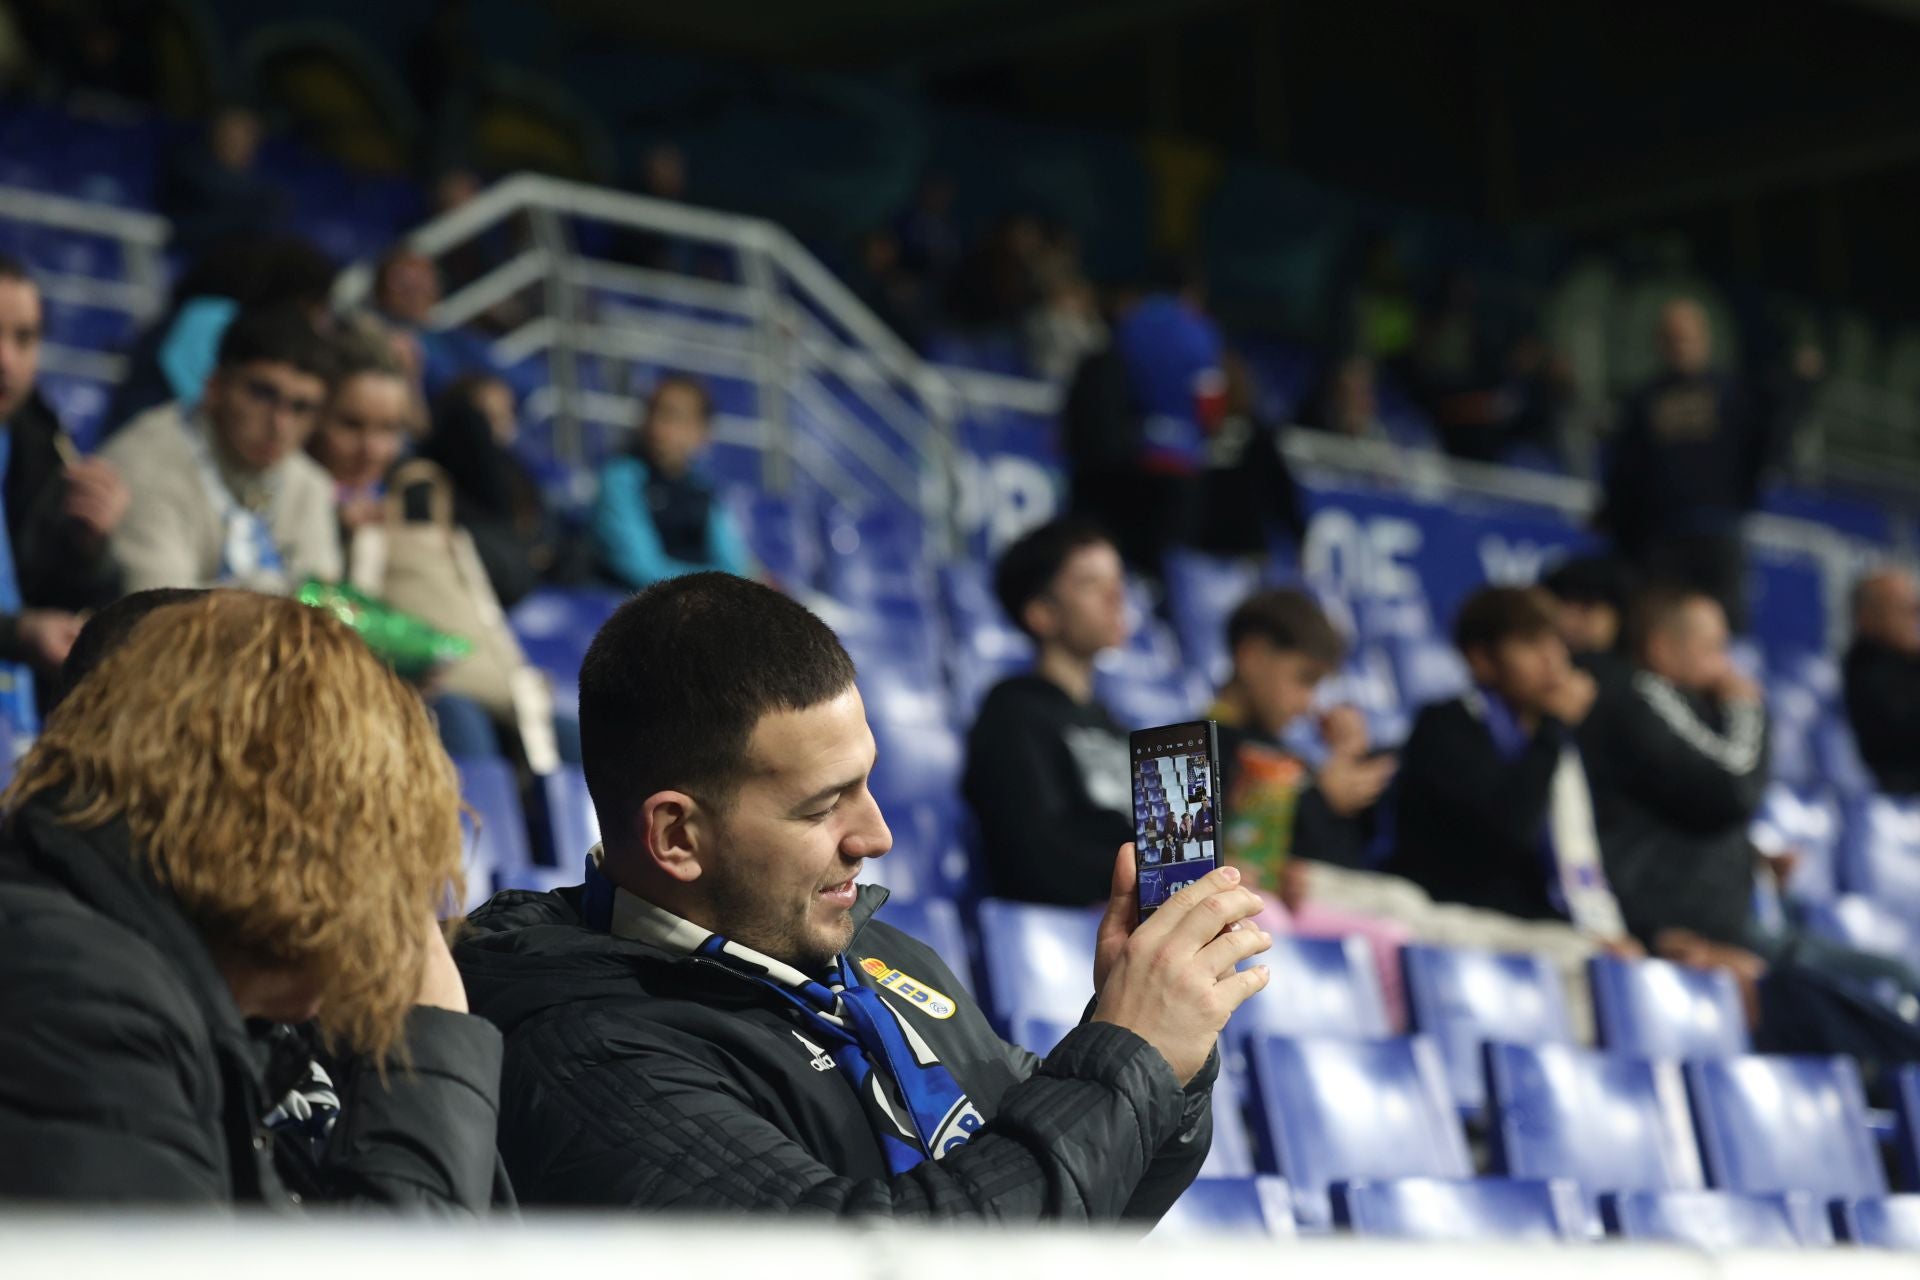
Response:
[104,307,341,592]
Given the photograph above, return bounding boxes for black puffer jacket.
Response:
[0,798,505,1207]
[455,882,1215,1219]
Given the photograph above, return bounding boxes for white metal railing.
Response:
[0,183,171,387]
[332,173,1063,552]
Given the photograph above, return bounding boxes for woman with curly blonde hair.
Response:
[0,590,504,1206]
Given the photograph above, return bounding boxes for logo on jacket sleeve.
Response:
[857,957,956,1019]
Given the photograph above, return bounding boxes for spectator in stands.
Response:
[1540,554,1634,656]
[455,570,1270,1216]
[162,104,287,261]
[1195,351,1308,555]
[103,307,342,592]
[1583,584,1920,1031]
[1843,567,1920,795]
[0,591,502,1205]
[964,519,1134,905]
[1299,353,1386,441]
[0,256,127,704]
[105,237,339,434]
[894,172,961,290]
[370,246,497,397]
[592,373,750,590]
[1578,584,1768,955]
[610,142,701,275]
[1388,587,1638,951]
[1209,590,1394,885]
[421,373,571,605]
[851,229,933,351]
[1089,261,1226,571]
[308,331,415,539]
[1603,299,1773,630]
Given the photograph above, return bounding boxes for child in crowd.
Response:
[592,373,750,589]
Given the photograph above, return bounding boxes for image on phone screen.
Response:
[1130,721,1221,917]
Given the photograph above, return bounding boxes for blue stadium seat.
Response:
[1832,1196,1920,1249]
[1247,1035,1469,1230]
[871,896,973,993]
[1008,1012,1259,1179]
[1161,551,1265,686]
[1486,1043,1704,1215]
[1152,1176,1295,1237]
[1588,955,1751,1060]
[1401,945,1574,1112]
[1839,795,1920,914]
[1814,715,1875,799]
[509,587,627,684]
[454,756,534,910]
[536,765,601,867]
[975,899,1100,1030]
[1897,1064,1920,1191]
[1601,1189,1833,1247]
[1749,784,1842,904]
[1331,1176,1585,1241]
[1230,934,1389,1043]
[1685,1055,1886,1201]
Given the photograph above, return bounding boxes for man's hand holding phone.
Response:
[1092,845,1271,1084]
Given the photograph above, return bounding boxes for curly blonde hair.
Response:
[4,592,465,1061]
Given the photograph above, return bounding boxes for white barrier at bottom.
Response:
[1,1216,1915,1280]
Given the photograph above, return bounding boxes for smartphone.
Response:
[1130,719,1223,918]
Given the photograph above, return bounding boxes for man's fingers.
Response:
[1096,844,1138,944]
[1162,883,1267,954]
[1199,921,1273,976]
[1130,864,1245,940]
[1215,964,1272,1011]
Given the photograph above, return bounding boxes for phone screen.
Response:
[1130,720,1222,917]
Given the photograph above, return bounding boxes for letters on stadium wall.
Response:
[963,426,1831,654]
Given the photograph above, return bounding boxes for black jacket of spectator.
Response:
[1603,371,1766,557]
[964,674,1133,905]
[455,882,1214,1218]
[1386,695,1567,921]
[1843,639,1920,795]
[0,390,123,659]
[0,797,505,1206]
[1576,654,1769,947]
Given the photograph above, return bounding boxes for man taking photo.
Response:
[457,571,1271,1218]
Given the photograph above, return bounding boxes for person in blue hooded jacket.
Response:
[593,373,751,589]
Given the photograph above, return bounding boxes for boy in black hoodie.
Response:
[963,520,1135,905]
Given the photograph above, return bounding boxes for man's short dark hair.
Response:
[1226,589,1345,668]
[0,254,32,287]
[1452,586,1558,659]
[57,588,212,708]
[1540,555,1634,614]
[1623,583,1712,662]
[215,306,334,383]
[579,573,859,832]
[993,518,1113,637]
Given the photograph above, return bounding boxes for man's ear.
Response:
[639,790,709,884]
[1020,596,1056,642]
[1464,645,1499,687]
